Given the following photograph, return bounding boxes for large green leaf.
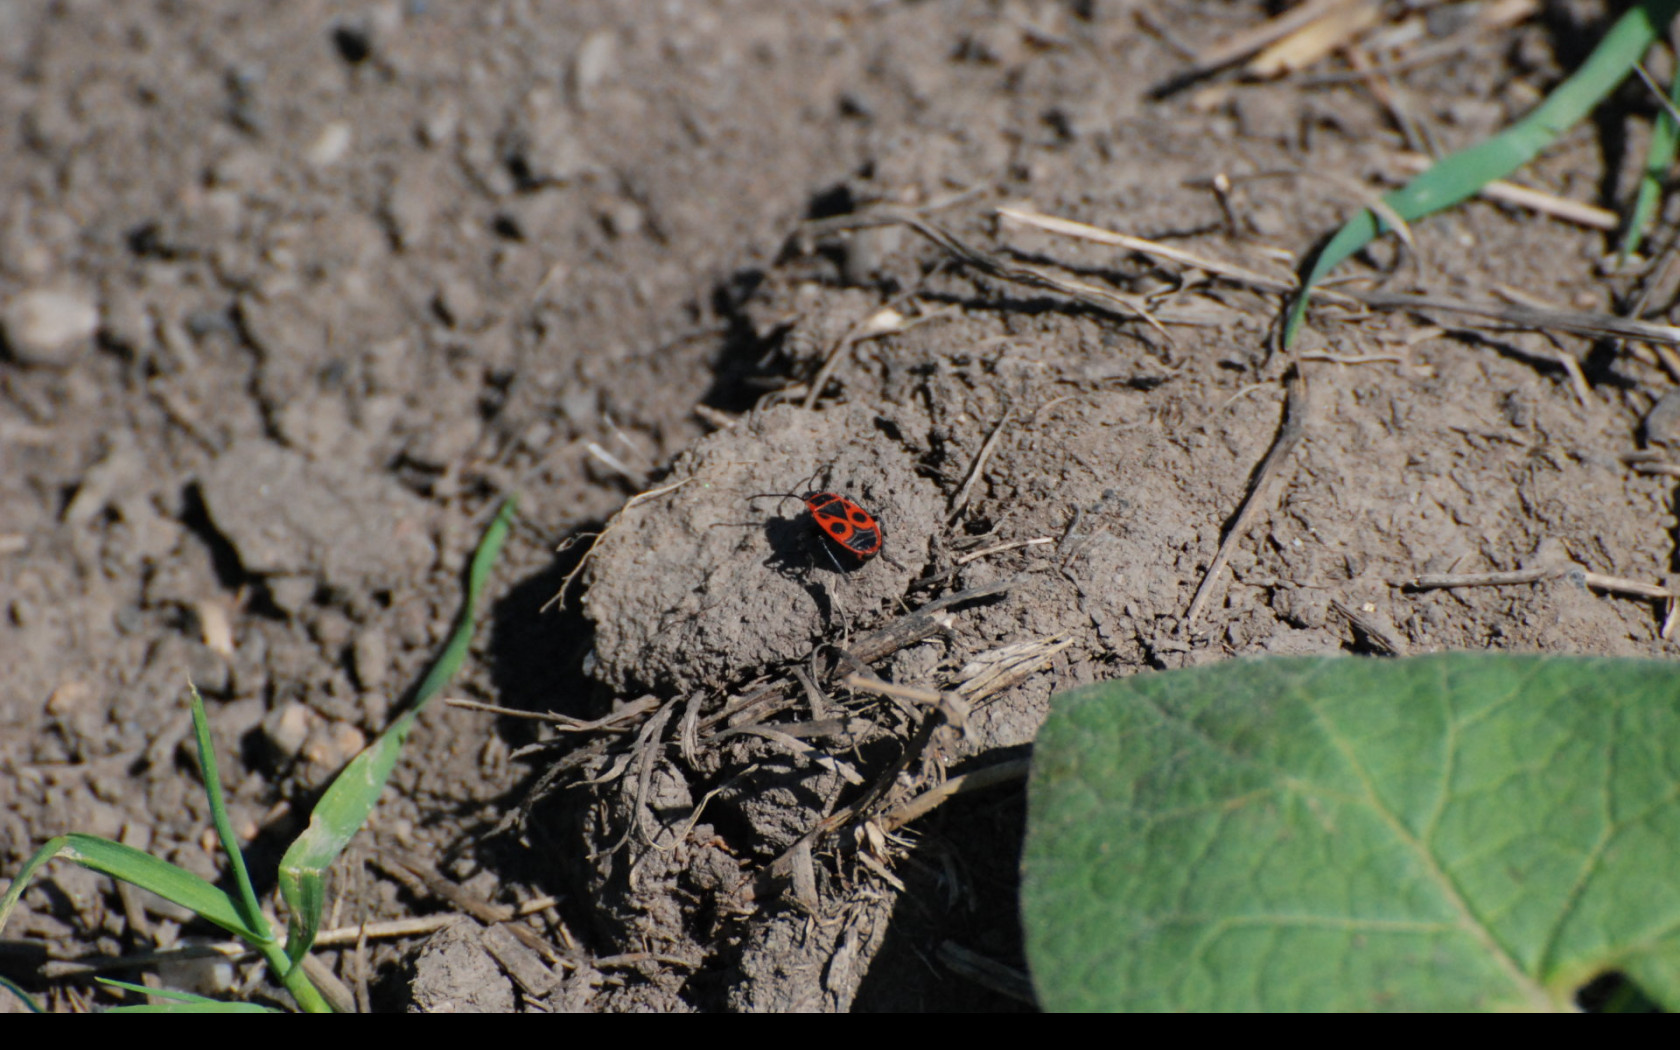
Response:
[1022,654,1680,1011]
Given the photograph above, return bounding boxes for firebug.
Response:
[749,485,889,571]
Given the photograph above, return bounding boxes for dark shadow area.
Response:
[852,747,1035,1011]
[695,184,909,413]
[694,267,776,414]
[330,22,372,65]
[1590,97,1634,225]
[340,532,633,997]
[1437,327,1637,392]
[482,539,603,729]
[1575,970,1661,1013]
[176,481,254,593]
[665,730,1032,1011]
[755,507,880,626]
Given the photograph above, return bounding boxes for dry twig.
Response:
[1185,367,1311,630]
[801,295,948,410]
[447,695,658,732]
[948,407,1016,523]
[998,205,1293,292]
[542,476,692,612]
[1329,598,1409,656]
[953,536,1054,565]
[1148,0,1351,93]
[1399,565,1673,600]
[804,209,1170,339]
[1004,205,1680,348]
[880,758,1030,832]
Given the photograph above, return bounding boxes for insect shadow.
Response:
[750,510,861,628]
[705,506,843,574]
[755,509,864,576]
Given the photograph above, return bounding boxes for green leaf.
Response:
[277,497,514,959]
[1284,0,1680,347]
[1022,653,1680,1011]
[0,835,260,944]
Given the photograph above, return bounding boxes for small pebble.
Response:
[302,720,367,769]
[361,691,390,730]
[571,30,618,104]
[517,87,590,183]
[101,285,153,355]
[49,864,106,915]
[305,121,353,167]
[599,199,644,239]
[2,288,99,366]
[157,944,238,997]
[185,641,232,697]
[352,626,391,691]
[433,274,483,327]
[418,100,458,147]
[262,701,315,758]
[267,574,318,616]
[1645,389,1680,448]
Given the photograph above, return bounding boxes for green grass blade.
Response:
[1621,68,1680,261]
[0,834,259,943]
[97,977,215,1002]
[187,684,270,943]
[4,764,323,1010]
[1284,0,1680,347]
[95,976,276,1012]
[108,1001,277,1013]
[412,496,517,705]
[108,1002,277,1014]
[185,683,327,1009]
[277,498,515,961]
[0,974,43,1013]
[0,836,67,936]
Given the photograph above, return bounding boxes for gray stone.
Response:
[408,921,517,1013]
[198,438,436,594]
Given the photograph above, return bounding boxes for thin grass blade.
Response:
[1621,66,1680,261]
[186,683,270,941]
[108,1002,276,1014]
[277,498,515,961]
[1284,0,1680,346]
[1,975,43,1013]
[98,977,277,1013]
